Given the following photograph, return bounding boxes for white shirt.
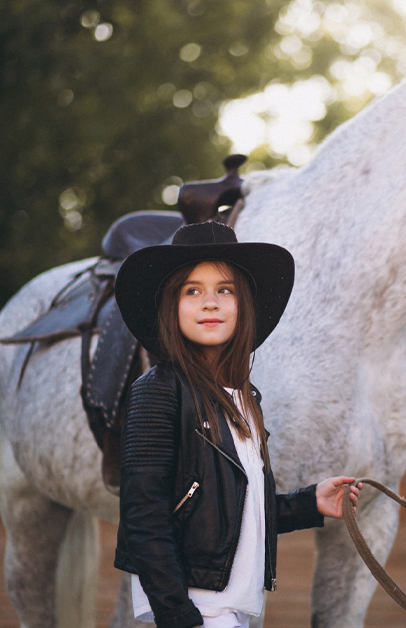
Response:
[131,388,266,624]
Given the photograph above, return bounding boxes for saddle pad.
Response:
[1,268,113,343]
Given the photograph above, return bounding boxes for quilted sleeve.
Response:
[119,370,203,628]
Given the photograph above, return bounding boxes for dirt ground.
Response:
[1,493,406,627]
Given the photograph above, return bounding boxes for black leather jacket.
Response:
[115,362,324,628]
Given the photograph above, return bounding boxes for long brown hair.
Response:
[157,260,269,467]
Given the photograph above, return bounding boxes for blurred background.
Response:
[1,0,406,308]
[2,3,406,626]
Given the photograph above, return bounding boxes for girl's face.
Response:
[178,261,238,359]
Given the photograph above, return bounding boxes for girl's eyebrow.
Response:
[182,279,235,286]
[181,280,203,288]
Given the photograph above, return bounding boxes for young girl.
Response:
[114,221,361,628]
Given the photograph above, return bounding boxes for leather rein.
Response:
[343,478,406,610]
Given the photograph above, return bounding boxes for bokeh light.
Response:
[57,89,74,108]
[80,10,100,29]
[229,42,249,57]
[161,185,180,205]
[173,89,193,108]
[58,188,86,231]
[94,23,113,42]
[219,0,406,166]
[160,177,183,206]
[219,76,333,164]
[180,43,202,62]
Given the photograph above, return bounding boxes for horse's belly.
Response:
[4,338,119,523]
[252,337,406,490]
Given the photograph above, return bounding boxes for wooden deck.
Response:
[1,501,406,627]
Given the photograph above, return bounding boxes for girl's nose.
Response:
[202,293,219,310]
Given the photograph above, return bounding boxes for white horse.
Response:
[1,78,406,628]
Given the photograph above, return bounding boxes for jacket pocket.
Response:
[173,481,200,515]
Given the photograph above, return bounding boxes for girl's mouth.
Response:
[198,319,223,326]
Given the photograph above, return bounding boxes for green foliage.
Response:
[0,0,405,307]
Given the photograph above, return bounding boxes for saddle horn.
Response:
[178,154,247,224]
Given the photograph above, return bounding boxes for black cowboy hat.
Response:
[115,221,294,358]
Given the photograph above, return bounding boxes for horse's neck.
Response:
[240,80,406,348]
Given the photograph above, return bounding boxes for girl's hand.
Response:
[316,476,362,519]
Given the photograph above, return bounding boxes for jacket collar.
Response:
[161,361,257,472]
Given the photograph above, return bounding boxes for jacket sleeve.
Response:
[275,484,324,534]
[119,371,203,628]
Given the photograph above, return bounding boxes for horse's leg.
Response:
[110,572,152,628]
[0,437,72,628]
[56,511,99,628]
[311,492,400,628]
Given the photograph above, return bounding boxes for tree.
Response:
[0,0,405,306]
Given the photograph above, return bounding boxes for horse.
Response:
[1,78,406,628]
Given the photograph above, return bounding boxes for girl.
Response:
[114,221,361,628]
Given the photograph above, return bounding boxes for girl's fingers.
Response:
[335,478,363,493]
[327,476,354,487]
[334,477,361,495]
[349,483,363,498]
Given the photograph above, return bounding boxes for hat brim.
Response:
[115,241,294,358]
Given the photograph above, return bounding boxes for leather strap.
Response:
[343,477,406,610]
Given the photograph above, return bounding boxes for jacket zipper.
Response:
[196,428,247,591]
[198,428,277,591]
[195,429,247,477]
[263,465,277,592]
[267,531,277,591]
[172,481,199,514]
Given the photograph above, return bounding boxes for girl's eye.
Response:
[186,288,199,295]
[219,287,232,294]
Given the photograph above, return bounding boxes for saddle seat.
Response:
[102,210,185,259]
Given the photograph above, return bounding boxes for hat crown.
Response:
[115,219,295,358]
[171,221,238,246]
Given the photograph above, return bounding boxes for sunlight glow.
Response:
[330,56,392,97]
[219,0,406,166]
[218,77,333,165]
[392,0,406,14]
[218,101,266,155]
[275,0,322,38]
